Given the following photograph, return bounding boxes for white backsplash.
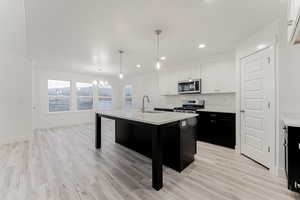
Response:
[158,93,236,109]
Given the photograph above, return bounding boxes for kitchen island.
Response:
[95,110,198,191]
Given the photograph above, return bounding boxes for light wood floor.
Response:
[1,119,299,200]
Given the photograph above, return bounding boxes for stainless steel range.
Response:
[174,100,205,113]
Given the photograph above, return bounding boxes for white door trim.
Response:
[236,39,278,174]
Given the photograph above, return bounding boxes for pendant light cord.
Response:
[157,33,159,62]
[119,50,123,74]
[155,30,162,62]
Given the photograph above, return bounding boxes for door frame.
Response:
[235,36,279,175]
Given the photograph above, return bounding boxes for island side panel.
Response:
[179,117,197,171]
[95,113,101,149]
[115,119,132,149]
[152,125,163,190]
[160,122,181,170]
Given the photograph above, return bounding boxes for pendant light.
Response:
[118,50,124,79]
[155,29,162,70]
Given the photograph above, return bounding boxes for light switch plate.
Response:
[182,121,186,127]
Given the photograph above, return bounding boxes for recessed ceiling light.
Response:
[198,44,206,49]
[98,68,102,72]
[160,57,166,60]
[136,64,141,68]
[257,44,267,50]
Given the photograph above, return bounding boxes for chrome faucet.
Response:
[142,95,150,113]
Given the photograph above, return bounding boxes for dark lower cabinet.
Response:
[285,126,300,193]
[115,118,197,172]
[154,108,174,112]
[197,111,236,149]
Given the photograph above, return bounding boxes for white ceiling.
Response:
[26,0,285,76]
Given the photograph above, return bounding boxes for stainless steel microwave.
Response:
[178,79,201,94]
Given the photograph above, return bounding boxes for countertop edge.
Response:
[96,111,198,126]
[196,109,236,114]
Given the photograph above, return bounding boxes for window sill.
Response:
[46,110,94,115]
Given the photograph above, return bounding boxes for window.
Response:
[76,82,93,110]
[96,84,113,110]
[124,85,133,109]
[48,80,71,112]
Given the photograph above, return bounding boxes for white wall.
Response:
[279,28,300,114]
[121,58,236,111]
[278,10,300,174]
[0,0,32,145]
[235,11,300,176]
[32,68,121,129]
[121,72,161,110]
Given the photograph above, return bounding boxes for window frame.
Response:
[47,79,72,113]
[75,82,94,111]
[96,84,113,110]
[124,85,133,109]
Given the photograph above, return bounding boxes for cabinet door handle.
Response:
[210,120,216,123]
[295,181,300,189]
[240,110,245,113]
[288,19,294,26]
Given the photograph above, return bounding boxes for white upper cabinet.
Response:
[176,66,201,81]
[287,0,300,44]
[158,70,178,96]
[158,65,201,96]
[201,63,217,94]
[158,61,235,96]
[201,61,235,94]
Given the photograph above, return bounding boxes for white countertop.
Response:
[282,114,300,128]
[155,105,178,110]
[96,110,198,125]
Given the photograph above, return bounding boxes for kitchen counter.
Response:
[96,110,198,125]
[154,106,236,114]
[197,106,236,114]
[282,114,300,128]
[95,110,198,191]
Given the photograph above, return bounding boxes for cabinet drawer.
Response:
[197,111,235,120]
[197,111,236,149]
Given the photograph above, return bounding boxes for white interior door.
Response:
[240,47,275,168]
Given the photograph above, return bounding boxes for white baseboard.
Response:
[0,135,32,146]
[235,145,241,153]
[33,122,93,131]
[276,166,286,178]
